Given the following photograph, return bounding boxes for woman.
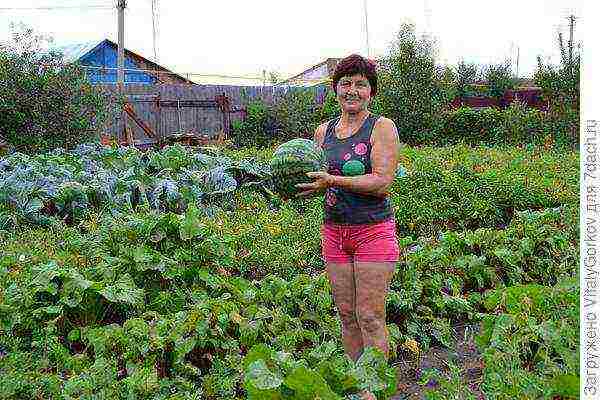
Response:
[296,54,400,399]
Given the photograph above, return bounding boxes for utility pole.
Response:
[568,14,575,72]
[151,0,158,63]
[363,0,370,57]
[516,45,519,80]
[424,0,432,39]
[117,0,126,88]
[117,0,126,144]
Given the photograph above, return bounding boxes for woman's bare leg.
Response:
[354,261,396,359]
[326,262,363,361]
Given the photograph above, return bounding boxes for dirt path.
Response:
[391,322,486,400]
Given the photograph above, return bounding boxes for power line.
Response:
[0,6,114,10]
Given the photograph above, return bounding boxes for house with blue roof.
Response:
[51,39,193,85]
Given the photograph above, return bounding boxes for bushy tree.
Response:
[370,23,452,144]
[483,59,516,102]
[0,24,110,154]
[455,60,480,99]
[534,30,580,148]
[435,64,458,107]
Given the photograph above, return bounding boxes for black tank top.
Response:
[322,113,394,225]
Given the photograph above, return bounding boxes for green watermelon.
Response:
[269,138,327,199]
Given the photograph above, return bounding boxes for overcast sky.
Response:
[0,0,585,82]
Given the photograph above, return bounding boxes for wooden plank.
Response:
[92,82,324,144]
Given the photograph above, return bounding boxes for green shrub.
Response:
[270,88,324,140]
[483,60,516,102]
[232,88,340,148]
[501,100,545,144]
[439,107,504,145]
[231,99,273,148]
[455,61,480,99]
[0,24,109,154]
[437,103,548,146]
[319,88,342,122]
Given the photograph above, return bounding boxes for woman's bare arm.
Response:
[294,123,328,198]
[329,117,399,197]
[314,122,327,148]
[298,117,399,198]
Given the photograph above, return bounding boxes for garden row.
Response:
[0,144,579,399]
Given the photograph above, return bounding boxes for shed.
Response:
[51,39,194,85]
[279,58,342,86]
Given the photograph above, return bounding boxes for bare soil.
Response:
[391,322,486,400]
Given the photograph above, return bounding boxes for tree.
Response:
[455,60,479,99]
[370,23,451,144]
[534,25,580,148]
[0,23,110,154]
[483,59,516,103]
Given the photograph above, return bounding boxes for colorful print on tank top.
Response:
[321,113,394,225]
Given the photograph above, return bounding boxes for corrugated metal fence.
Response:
[98,84,329,144]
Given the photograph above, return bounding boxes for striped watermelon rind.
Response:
[269,138,326,199]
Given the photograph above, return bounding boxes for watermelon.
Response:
[269,138,327,199]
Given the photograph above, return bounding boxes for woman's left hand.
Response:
[295,171,335,197]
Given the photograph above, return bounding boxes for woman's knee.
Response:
[338,306,359,327]
[356,308,385,334]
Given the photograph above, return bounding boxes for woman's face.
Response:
[336,73,372,114]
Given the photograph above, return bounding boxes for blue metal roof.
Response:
[47,39,193,85]
[49,40,105,63]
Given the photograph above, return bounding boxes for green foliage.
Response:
[370,23,451,145]
[534,30,580,148]
[475,278,579,399]
[390,203,578,352]
[434,65,459,108]
[483,60,516,101]
[392,144,578,238]
[243,344,396,399]
[0,24,110,154]
[0,143,272,230]
[440,107,504,145]
[501,100,546,144]
[0,144,580,399]
[232,88,340,148]
[232,99,274,148]
[271,89,333,140]
[320,89,342,122]
[435,103,563,147]
[455,61,480,99]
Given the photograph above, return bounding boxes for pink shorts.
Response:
[321,218,400,263]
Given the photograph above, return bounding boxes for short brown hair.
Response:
[332,54,378,97]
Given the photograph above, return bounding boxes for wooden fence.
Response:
[449,87,547,110]
[98,83,545,147]
[98,84,329,146]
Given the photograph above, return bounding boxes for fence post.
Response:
[155,93,161,146]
